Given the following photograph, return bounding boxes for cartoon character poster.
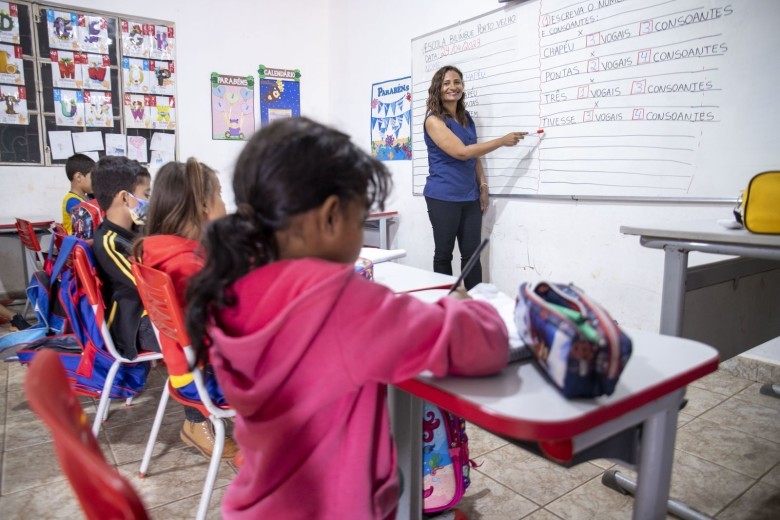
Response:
[47,10,79,51]
[122,57,150,94]
[84,91,112,127]
[151,95,175,130]
[150,25,174,61]
[258,65,300,127]
[371,76,412,161]
[50,50,84,89]
[0,3,20,45]
[0,43,23,84]
[149,60,175,96]
[78,15,108,54]
[0,84,26,124]
[120,20,149,58]
[211,73,254,141]
[124,93,150,129]
[81,54,110,91]
[53,88,84,126]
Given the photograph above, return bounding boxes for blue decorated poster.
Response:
[371,76,412,161]
[258,65,300,127]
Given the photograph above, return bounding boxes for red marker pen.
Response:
[524,129,545,138]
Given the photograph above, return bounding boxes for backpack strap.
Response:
[50,235,79,281]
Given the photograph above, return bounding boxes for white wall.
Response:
[327,0,734,332]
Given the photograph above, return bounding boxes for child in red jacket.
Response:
[133,159,238,461]
[186,117,509,519]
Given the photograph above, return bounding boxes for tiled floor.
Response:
[0,356,779,519]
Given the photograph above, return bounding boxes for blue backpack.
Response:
[15,236,150,399]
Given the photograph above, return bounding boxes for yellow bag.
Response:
[739,171,780,234]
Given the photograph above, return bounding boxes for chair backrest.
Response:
[71,243,124,361]
[24,349,149,520]
[15,217,45,267]
[131,260,231,418]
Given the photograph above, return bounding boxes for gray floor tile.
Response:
[676,411,695,428]
[5,364,25,395]
[523,510,565,520]
[761,463,780,489]
[546,474,636,520]
[1,441,67,495]
[105,406,185,466]
[467,422,509,458]
[0,478,85,519]
[689,370,753,397]
[716,482,780,519]
[683,386,729,417]
[458,468,538,520]
[700,397,780,443]
[148,483,228,519]
[676,418,780,478]
[733,382,780,412]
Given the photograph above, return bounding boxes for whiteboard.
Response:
[411,0,780,200]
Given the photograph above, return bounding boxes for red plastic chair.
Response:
[131,260,235,520]
[71,246,163,436]
[14,217,46,269]
[24,349,149,520]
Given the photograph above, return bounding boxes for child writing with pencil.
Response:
[186,117,509,519]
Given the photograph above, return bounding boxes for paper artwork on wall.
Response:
[47,9,79,51]
[122,57,150,93]
[0,43,23,85]
[211,73,254,141]
[105,133,126,156]
[124,93,150,129]
[150,25,174,61]
[53,88,83,126]
[0,2,20,45]
[81,53,110,91]
[84,91,112,127]
[150,60,175,95]
[258,65,300,128]
[370,76,412,161]
[120,20,149,58]
[151,95,175,130]
[50,50,84,89]
[0,83,26,124]
[126,135,147,163]
[78,15,108,54]
[48,130,74,159]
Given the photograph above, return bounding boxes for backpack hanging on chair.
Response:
[70,198,105,242]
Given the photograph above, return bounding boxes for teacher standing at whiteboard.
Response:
[423,65,526,288]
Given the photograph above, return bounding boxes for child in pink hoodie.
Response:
[186,117,509,520]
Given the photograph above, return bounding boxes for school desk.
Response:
[0,215,55,298]
[366,211,398,249]
[389,289,719,520]
[372,261,455,293]
[620,219,780,336]
[359,247,407,264]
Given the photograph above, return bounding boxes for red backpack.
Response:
[70,199,105,242]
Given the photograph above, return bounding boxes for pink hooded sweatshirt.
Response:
[209,258,508,519]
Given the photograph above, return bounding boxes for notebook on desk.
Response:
[468,284,533,364]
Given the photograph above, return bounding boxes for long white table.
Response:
[620,219,780,335]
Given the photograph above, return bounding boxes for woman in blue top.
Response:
[424,65,526,288]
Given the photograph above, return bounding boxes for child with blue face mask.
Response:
[91,156,159,358]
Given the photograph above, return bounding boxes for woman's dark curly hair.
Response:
[426,65,467,126]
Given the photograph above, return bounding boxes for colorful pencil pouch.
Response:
[515,282,632,398]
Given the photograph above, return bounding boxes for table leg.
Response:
[660,247,688,336]
[632,388,684,520]
[389,386,422,520]
[380,218,388,250]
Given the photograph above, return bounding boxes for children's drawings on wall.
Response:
[82,54,110,91]
[121,20,149,58]
[126,135,147,163]
[0,2,20,45]
[150,25,174,61]
[105,133,126,156]
[47,9,79,51]
[0,42,23,84]
[84,90,112,127]
[258,65,300,128]
[371,76,412,161]
[0,83,25,124]
[78,15,108,54]
[122,57,150,94]
[53,88,83,126]
[151,95,175,130]
[50,50,84,89]
[211,73,254,141]
[150,60,175,95]
[124,93,150,129]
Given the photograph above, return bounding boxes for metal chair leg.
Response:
[195,417,225,520]
[602,470,712,520]
[138,381,170,477]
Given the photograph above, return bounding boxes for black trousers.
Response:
[425,197,483,290]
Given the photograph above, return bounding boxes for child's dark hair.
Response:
[65,153,96,181]
[91,156,151,211]
[186,117,392,367]
[132,158,218,258]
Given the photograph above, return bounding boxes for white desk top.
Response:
[621,219,780,247]
[373,262,456,293]
[398,329,718,441]
[359,247,407,264]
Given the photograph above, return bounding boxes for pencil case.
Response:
[354,257,374,281]
[738,171,780,234]
[514,282,632,398]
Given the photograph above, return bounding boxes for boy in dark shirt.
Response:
[90,156,156,358]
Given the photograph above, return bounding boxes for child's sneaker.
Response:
[180,419,240,460]
[10,314,31,331]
